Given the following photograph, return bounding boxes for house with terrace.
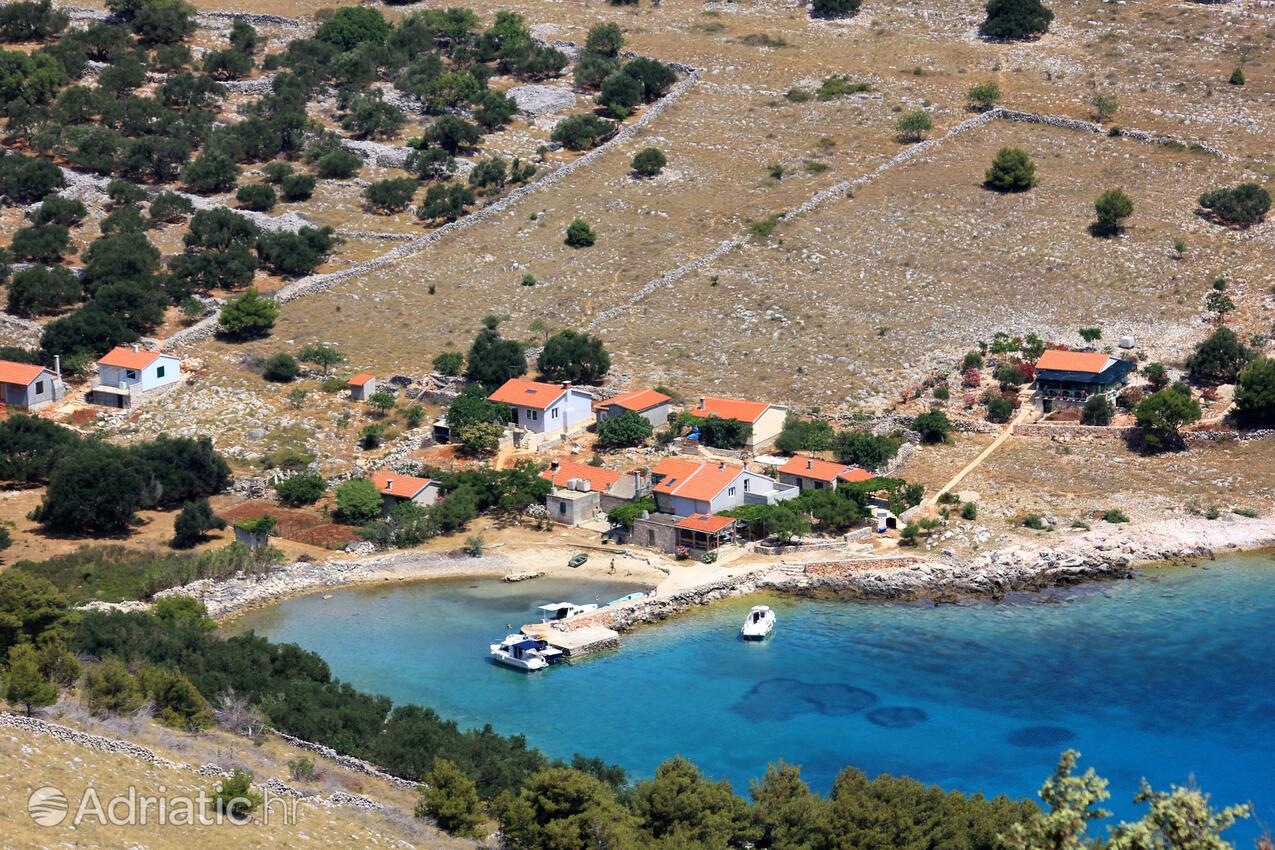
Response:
[87,346,181,408]
[1033,350,1135,407]
[370,471,442,514]
[488,378,594,450]
[539,460,649,526]
[594,388,673,428]
[0,359,63,410]
[650,457,797,517]
[777,456,875,492]
[688,396,789,451]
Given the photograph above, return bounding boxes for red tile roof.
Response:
[1035,350,1111,374]
[652,458,744,502]
[0,360,48,386]
[599,388,671,412]
[689,396,769,423]
[778,456,852,482]
[838,467,876,484]
[488,378,567,410]
[675,513,737,534]
[540,461,622,492]
[99,346,161,370]
[371,471,433,499]
[348,373,375,387]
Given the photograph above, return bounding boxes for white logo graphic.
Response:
[28,786,69,827]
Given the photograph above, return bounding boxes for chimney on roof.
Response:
[699,397,706,409]
[807,458,813,470]
[131,343,140,353]
[561,381,571,390]
[53,355,61,381]
[551,460,560,471]
[718,462,725,470]
[386,478,393,489]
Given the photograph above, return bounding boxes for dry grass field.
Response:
[0,707,473,849]
[219,0,1275,408]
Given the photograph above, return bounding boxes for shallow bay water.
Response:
[230,557,1275,833]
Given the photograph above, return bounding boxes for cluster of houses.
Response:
[470,378,892,557]
[0,345,183,412]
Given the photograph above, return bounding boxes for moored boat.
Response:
[538,602,599,622]
[741,605,775,640]
[489,634,565,671]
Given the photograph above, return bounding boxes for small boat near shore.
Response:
[568,553,589,568]
[490,634,565,671]
[538,602,599,622]
[741,605,776,640]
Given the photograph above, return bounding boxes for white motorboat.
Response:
[740,605,776,640]
[490,634,565,671]
[537,602,599,623]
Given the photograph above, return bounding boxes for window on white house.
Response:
[728,487,736,497]
[551,407,559,419]
[559,501,566,514]
[156,365,165,378]
[526,409,538,421]
[126,370,138,380]
[743,479,750,492]
[34,381,43,394]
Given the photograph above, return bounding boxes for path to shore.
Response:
[927,404,1031,508]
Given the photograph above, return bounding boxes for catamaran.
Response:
[741,605,776,640]
[489,634,565,671]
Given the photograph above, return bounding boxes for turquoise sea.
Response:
[230,556,1275,835]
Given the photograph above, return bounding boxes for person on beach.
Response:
[609,559,616,575]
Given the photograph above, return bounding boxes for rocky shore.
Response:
[87,514,1271,626]
[551,515,1275,636]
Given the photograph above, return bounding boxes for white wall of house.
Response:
[513,389,595,437]
[1,371,60,409]
[749,405,789,450]
[99,356,180,393]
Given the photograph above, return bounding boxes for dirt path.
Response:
[926,405,1032,508]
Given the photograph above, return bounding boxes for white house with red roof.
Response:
[370,470,441,513]
[776,456,875,493]
[88,345,181,408]
[650,457,797,517]
[594,388,672,428]
[488,378,594,449]
[0,359,62,410]
[689,396,789,451]
[348,373,377,401]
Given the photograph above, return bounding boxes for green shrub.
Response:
[336,478,381,523]
[171,498,225,548]
[417,758,484,837]
[1197,183,1270,226]
[984,147,1036,192]
[275,473,326,506]
[1103,509,1129,523]
[961,501,978,520]
[1022,513,1046,530]
[631,147,667,177]
[565,219,596,248]
[980,0,1054,39]
[596,410,653,449]
[316,150,361,180]
[263,352,300,382]
[280,173,316,201]
[236,183,276,212]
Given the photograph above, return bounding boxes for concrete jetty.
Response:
[521,623,620,657]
